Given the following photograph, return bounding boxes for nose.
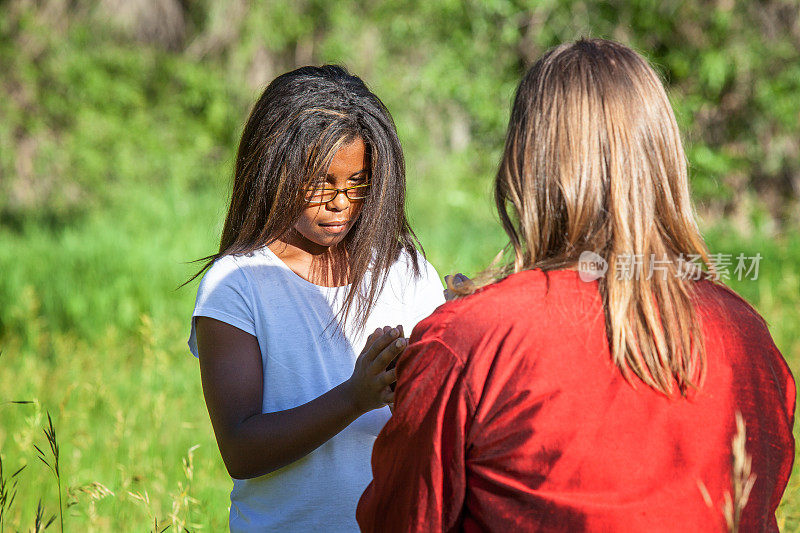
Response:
[326,189,351,211]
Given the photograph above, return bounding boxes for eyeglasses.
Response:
[304,183,370,205]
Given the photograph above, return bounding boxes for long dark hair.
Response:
[190,65,421,331]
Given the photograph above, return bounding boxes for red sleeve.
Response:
[357,336,473,532]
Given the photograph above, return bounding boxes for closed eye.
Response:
[307,172,368,191]
[347,170,368,182]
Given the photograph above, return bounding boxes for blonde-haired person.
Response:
[357,39,795,532]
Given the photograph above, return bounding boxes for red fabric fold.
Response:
[358,270,795,532]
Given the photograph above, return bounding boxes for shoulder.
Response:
[376,249,445,321]
[201,249,282,286]
[196,251,280,303]
[692,281,790,380]
[693,280,770,333]
[193,255,254,316]
[435,268,589,319]
[386,249,443,288]
[410,269,591,360]
[391,248,434,274]
[197,254,245,291]
[694,280,795,413]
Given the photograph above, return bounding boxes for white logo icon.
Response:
[578,251,608,282]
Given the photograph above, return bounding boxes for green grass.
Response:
[0,156,799,530]
[2,2,798,529]
[0,169,230,528]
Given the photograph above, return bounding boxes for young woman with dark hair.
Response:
[358,39,795,531]
[187,65,444,531]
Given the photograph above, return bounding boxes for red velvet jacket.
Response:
[357,270,795,532]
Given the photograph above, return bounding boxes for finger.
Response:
[361,328,401,363]
[396,324,404,338]
[381,387,395,405]
[370,337,406,373]
[367,326,394,352]
[446,272,474,295]
[445,274,463,291]
[366,327,382,345]
[372,337,405,373]
[378,368,397,386]
[359,327,384,357]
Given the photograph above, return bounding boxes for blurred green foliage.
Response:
[0,0,798,530]
[3,1,800,225]
[1,0,798,340]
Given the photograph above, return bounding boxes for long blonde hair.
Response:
[494,38,713,395]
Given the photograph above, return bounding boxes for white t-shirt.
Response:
[188,246,444,532]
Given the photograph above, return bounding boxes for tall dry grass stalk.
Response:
[32,498,56,532]
[33,412,63,532]
[0,455,25,532]
[1,390,34,532]
[128,490,171,532]
[152,517,171,533]
[698,411,757,532]
[67,482,114,523]
[169,444,201,531]
[724,412,757,532]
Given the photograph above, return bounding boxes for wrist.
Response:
[337,378,366,418]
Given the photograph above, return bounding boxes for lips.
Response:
[318,220,350,233]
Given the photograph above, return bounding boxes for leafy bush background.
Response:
[0,0,798,529]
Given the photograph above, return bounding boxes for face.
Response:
[290,137,369,253]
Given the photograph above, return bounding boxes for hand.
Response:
[346,326,407,414]
[386,325,404,374]
[444,273,474,301]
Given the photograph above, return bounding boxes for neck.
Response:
[271,229,329,259]
[269,234,350,287]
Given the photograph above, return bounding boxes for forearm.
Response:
[198,319,402,480]
[216,380,363,479]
